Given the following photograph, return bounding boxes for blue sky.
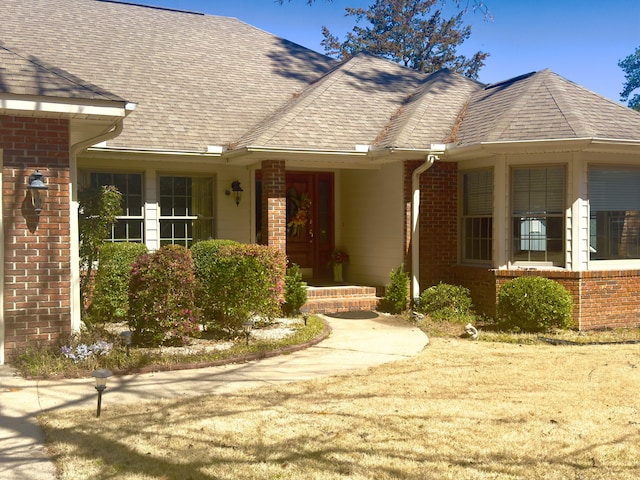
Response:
[134,0,639,104]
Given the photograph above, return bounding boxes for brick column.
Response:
[261,160,286,254]
[1,116,71,361]
[418,161,458,288]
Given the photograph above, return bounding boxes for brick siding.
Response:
[261,160,286,254]
[454,266,640,330]
[1,115,71,360]
[417,161,458,287]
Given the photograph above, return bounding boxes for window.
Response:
[90,172,144,242]
[511,166,564,265]
[589,168,640,260]
[462,169,493,262]
[159,176,214,247]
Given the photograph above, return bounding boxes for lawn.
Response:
[39,333,640,479]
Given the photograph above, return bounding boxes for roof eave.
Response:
[0,94,136,120]
[224,145,447,167]
[447,137,640,160]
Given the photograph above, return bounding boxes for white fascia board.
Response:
[0,97,128,119]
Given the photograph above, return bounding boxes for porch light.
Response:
[28,170,48,213]
[91,369,113,418]
[225,180,243,206]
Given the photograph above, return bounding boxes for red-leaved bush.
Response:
[128,245,200,346]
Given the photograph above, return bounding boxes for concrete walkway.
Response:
[0,314,428,480]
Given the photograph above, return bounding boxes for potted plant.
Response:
[330,249,349,282]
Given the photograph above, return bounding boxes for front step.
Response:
[302,285,380,314]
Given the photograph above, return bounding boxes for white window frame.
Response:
[460,168,493,264]
[158,175,215,247]
[510,165,566,267]
[588,166,640,262]
[86,171,145,243]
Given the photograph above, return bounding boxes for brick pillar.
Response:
[261,160,286,254]
[419,161,458,288]
[1,115,71,361]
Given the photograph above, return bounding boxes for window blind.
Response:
[589,169,640,211]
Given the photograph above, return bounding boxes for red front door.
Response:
[286,172,334,278]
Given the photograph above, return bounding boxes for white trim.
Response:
[410,152,441,299]
[0,98,128,119]
[70,121,126,331]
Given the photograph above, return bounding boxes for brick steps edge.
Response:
[302,296,380,314]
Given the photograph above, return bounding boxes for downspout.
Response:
[410,145,445,301]
[69,118,128,332]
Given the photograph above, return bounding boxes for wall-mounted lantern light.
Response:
[225,180,243,206]
[28,170,48,214]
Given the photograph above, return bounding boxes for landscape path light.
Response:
[242,319,253,345]
[91,369,113,418]
[120,330,132,357]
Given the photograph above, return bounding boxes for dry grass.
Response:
[40,338,640,479]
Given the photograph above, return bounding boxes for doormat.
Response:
[326,311,379,319]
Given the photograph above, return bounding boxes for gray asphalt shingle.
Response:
[2,0,638,155]
[0,44,124,101]
[456,70,640,146]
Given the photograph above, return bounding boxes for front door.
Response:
[285,172,334,279]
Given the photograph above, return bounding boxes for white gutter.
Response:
[411,144,446,300]
[69,111,133,332]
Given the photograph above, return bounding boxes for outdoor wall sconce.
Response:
[225,180,243,206]
[28,170,48,213]
[91,369,113,417]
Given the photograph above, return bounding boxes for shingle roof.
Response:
[2,0,638,156]
[1,0,336,151]
[375,68,482,148]
[456,69,640,146]
[0,44,125,101]
[236,53,430,150]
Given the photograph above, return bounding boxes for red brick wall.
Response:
[453,265,640,331]
[261,160,286,254]
[418,161,458,287]
[494,270,582,328]
[578,270,640,330]
[453,265,497,317]
[1,115,71,360]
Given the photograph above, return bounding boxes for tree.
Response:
[619,47,640,111]
[78,185,122,318]
[277,0,492,20]
[276,0,491,18]
[320,0,488,78]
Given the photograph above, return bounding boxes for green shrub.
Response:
[380,264,409,314]
[282,263,308,316]
[417,282,474,322]
[89,242,148,324]
[192,240,286,335]
[497,276,574,333]
[128,245,200,346]
[78,185,123,316]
